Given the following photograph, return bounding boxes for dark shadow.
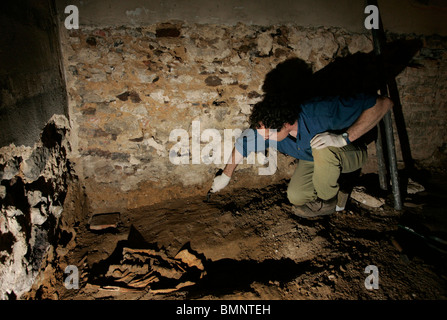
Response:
[262,40,422,102]
[395,210,447,269]
[185,258,316,298]
[261,38,423,185]
[262,58,314,105]
[125,224,157,249]
[309,39,422,98]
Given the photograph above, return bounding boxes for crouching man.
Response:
[210,92,393,218]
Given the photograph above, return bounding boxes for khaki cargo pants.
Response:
[287,143,368,206]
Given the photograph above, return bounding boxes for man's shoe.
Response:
[291,196,337,218]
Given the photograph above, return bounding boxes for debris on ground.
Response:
[88,245,205,293]
[25,173,447,300]
[89,212,121,231]
[350,186,385,208]
[406,178,425,194]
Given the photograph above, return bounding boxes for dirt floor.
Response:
[28,171,447,300]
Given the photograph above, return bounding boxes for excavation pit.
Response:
[28,175,447,300]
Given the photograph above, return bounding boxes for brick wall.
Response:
[394,34,447,166]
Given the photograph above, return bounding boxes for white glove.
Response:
[310,132,347,149]
[210,172,231,193]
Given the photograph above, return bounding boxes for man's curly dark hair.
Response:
[249,94,300,130]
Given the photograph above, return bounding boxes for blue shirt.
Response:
[235,93,378,161]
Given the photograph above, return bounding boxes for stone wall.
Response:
[59,22,447,212]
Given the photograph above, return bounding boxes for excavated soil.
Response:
[29,172,447,300]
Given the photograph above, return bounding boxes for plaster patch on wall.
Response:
[126,7,149,17]
[0,116,74,300]
[125,7,150,25]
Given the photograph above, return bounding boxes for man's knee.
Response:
[287,184,315,206]
[312,147,339,167]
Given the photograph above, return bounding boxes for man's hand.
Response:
[310,132,347,149]
[210,172,231,193]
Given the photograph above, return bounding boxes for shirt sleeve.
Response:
[327,92,378,131]
[235,128,268,157]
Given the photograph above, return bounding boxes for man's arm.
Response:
[346,96,394,142]
[310,96,394,149]
[223,147,244,177]
[210,147,244,193]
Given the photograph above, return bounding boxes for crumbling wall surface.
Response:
[0,115,75,300]
[59,22,447,211]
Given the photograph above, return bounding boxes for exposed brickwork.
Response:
[394,35,447,166]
